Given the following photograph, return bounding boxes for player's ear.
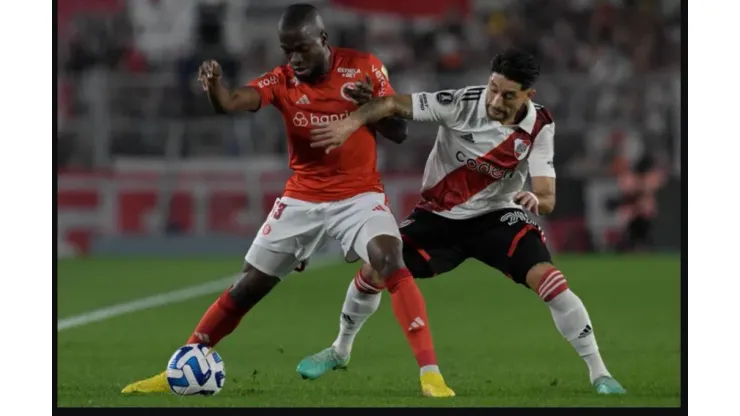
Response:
[320,31,328,46]
[526,89,536,100]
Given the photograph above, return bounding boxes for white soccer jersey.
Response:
[411,86,556,219]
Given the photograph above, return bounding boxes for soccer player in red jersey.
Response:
[121,3,454,398]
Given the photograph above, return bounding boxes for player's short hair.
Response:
[490,49,540,90]
[281,3,321,29]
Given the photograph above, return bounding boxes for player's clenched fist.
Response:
[197,60,222,91]
[514,191,540,215]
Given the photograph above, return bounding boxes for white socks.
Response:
[547,288,611,383]
[331,274,444,377]
[331,274,382,358]
[331,268,609,383]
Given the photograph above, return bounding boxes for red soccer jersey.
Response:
[247,47,396,203]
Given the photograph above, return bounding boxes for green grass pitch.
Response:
[56,255,681,407]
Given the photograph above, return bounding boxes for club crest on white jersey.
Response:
[513,138,532,160]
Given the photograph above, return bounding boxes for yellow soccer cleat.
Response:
[121,371,170,394]
[420,371,456,398]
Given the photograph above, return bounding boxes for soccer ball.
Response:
[166,343,226,396]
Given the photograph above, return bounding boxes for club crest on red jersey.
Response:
[340,82,358,102]
[514,138,532,160]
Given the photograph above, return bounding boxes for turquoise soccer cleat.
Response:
[593,375,627,395]
[296,347,350,380]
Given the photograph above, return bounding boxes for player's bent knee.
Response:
[366,234,405,278]
[359,263,384,287]
[524,262,555,290]
[352,213,403,271]
[526,263,570,302]
[369,252,405,279]
[359,262,375,280]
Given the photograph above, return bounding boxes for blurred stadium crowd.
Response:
[56,0,681,252]
[57,0,681,173]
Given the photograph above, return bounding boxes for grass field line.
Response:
[57,260,339,332]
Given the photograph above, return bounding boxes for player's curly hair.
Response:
[490,49,541,90]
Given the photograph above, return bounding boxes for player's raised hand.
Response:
[310,116,364,154]
[197,60,222,91]
[514,191,540,216]
[343,75,374,105]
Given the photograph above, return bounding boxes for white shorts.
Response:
[245,192,401,278]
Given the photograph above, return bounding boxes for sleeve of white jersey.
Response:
[528,123,556,178]
[410,89,462,127]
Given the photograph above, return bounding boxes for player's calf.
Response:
[524,263,624,392]
[228,262,281,309]
[187,262,280,347]
[366,234,439,372]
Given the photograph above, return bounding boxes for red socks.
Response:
[384,268,438,368]
[185,269,438,371]
[186,289,251,347]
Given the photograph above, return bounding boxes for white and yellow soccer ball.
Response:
[166,344,226,396]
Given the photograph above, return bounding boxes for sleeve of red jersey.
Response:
[528,123,557,178]
[245,69,283,109]
[366,55,396,97]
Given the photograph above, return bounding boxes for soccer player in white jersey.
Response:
[297,49,626,395]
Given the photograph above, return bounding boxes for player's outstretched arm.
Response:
[341,76,408,143]
[352,95,415,124]
[310,95,413,154]
[198,60,262,114]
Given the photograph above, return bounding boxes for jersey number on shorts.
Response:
[271,202,287,220]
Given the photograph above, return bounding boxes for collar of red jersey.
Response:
[478,97,537,134]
